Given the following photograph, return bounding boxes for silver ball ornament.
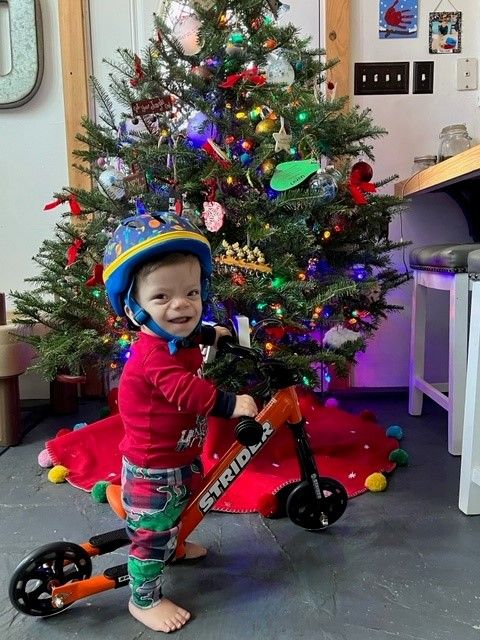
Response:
[308,172,338,203]
[98,168,126,200]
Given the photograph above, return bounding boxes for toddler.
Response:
[103,212,257,632]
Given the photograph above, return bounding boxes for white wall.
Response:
[350,0,480,387]
[0,0,67,307]
[0,0,67,399]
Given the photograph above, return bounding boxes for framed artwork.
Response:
[429,11,462,53]
[379,1,418,39]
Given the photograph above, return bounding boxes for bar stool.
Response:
[409,243,480,456]
[459,249,480,514]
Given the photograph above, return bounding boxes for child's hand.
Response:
[213,325,232,347]
[232,394,258,418]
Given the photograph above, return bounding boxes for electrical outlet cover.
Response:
[457,58,478,91]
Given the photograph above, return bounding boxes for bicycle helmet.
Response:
[103,212,212,350]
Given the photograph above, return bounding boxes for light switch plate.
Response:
[457,58,478,91]
[354,62,409,95]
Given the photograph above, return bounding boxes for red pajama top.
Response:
[118,330,233,469]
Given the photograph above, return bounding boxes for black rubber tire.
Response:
[286,478,348,530]
[9,541,92,617]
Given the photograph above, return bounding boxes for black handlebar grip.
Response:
[235,417,264,446]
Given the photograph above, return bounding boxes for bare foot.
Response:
[128,598,191,633]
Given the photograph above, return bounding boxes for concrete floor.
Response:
[1,395,480,640]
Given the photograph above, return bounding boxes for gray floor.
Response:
[1,395,480,640]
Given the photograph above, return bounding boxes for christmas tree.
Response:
[12,0,407,391]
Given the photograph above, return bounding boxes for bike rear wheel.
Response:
[9,541,92,617]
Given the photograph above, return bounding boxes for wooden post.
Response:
[58,0,92,192]
[0,293,21,446]
[325,0,350,100]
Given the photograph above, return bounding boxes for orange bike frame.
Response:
[176,384,302,557]
[51,384,302,607]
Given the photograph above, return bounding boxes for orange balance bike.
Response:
[9,341,348,617]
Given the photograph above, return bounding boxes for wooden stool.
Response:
[409,243,480,456]
[459,249,480,513]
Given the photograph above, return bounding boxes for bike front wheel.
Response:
[286,478,347,530]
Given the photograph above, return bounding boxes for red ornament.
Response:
[130,54,145,87]
[85,264,104,287]
[348,161,376,205]
[66,238,85,267]
[350,161,373,183]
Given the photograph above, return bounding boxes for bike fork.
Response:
[51,528,130,609]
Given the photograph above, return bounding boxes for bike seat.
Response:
[106,484,126,520]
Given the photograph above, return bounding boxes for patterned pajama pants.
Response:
[121,457,201,609]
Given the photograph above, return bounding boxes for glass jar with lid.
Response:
[438,124,472,162]
[411,155,437,175]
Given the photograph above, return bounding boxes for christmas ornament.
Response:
[351,161,373,183]
[264,37,278,50]
[130,54,144,87]
[44,195,82,216]
[322,325,360,348]
[226,31,245,56]
[308,171,338,202]
[66,238,85,267]
[173,14,202,56]
[202,201,225,232]
[260,158,276,178]
[217,241,271,274]
[270,159,320,191]
[201,139,231,168]
[272,116,292,153]
[348,161,376,205]
[186,111,218,148]
[97,168,126,200]
[266,54,295,86]
[218,66,266,89]
[85,264,104,287]
[131,95,174,117]
[255,117,278,136]
[118,117,149,145]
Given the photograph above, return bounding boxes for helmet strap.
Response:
[125,282,201,355]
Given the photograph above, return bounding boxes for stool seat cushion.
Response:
[468,249,480,274]
[409,243,480,272]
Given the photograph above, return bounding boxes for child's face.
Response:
[131,257,203,338]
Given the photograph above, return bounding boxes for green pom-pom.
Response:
[364,472,387,492]
[389,448,409,466]
[91,480,110,503]
[98,406,110,419]
[386,424,403,440]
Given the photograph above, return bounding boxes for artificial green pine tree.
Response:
[12,0,407,390]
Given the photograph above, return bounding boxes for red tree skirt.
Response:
[202,390,398,513]
[46,390,399,513]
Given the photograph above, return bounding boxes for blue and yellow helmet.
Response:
[103,212,212,317]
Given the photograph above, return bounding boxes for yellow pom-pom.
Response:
[48,465,69,484]
[364,472,387,492]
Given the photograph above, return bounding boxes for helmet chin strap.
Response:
[125,283,201,355]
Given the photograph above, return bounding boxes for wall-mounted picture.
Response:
[379,0,418,39]
[429,11,462,53]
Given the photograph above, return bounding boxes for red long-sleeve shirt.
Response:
[118,330,234,469]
